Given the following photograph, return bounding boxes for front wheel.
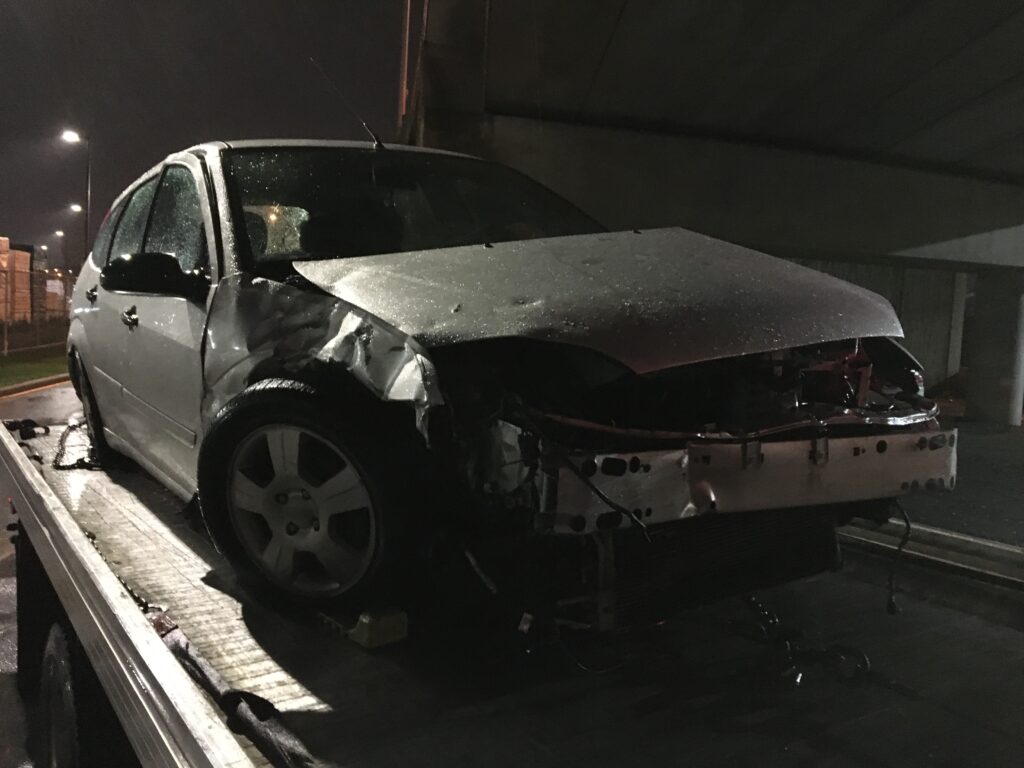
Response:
[199,380,429,606]
[228,422,380,598]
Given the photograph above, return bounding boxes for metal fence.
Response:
[0,267,74,356]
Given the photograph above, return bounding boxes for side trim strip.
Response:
[123,387,197,448]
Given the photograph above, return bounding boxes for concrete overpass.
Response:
[405,0,1024,425]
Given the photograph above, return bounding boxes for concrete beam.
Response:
[946,273,968,380]
[421,0,488,115]
[897,224,1024,269]
[966,272,1024,426]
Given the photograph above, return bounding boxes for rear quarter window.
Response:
[90,198,127,266]
[109,177,158,261]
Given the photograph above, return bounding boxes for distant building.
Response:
[9,242,53,319]
[0,236,33,322]
[11,243,48,272]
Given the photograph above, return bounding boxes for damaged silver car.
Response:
[68,140,956,621]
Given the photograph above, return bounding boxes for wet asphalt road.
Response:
[0,539,30,768]
[1,478,30,767]
[0,383,81,432]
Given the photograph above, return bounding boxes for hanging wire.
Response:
[887,500,912,614]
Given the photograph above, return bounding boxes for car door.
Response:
[114,157,216,494]
[70,194,123,401]
[86,176,159,441]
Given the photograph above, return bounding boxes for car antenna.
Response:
[308,55,386,150]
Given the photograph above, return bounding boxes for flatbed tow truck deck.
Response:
[2,384,1023,767]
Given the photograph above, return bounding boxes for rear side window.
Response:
[144,165,206,272]
[90,198,127,266]
[109,177,158,261]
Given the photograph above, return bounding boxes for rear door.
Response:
[115,157,216,493]
[71,193,124,395]
[87,176,159,441]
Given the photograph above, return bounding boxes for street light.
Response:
[60,128,91,269]
[40,245,48,251]
[54,230,64,237]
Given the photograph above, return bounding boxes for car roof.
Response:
[106,140,481,221]
[186,138,474,159]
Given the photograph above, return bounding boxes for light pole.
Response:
[61,129,91,269]
[54,230,65,271]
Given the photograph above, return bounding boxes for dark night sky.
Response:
[0,0,405,268]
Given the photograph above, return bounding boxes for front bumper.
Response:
[542,429,957,535]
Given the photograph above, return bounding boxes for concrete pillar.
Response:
[945,272,968,380]
[966,271,1024,425]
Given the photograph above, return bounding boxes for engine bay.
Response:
[429,336,952,538]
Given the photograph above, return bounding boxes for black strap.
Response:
[2,418,50,440]
[219,689,280,727]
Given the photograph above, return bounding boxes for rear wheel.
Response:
[70,352,113,462]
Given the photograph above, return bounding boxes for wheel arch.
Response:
[67,346,83,398]
[195,374,433,604]
[199,274,445,450]
[66,322,89,397]
[201,375,398,494]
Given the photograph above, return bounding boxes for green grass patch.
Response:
[0,346,68,389]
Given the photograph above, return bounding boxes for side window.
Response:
[144,165,207,273]
[109,177,158,261]
[91,198,127,266]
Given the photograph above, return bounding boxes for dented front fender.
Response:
[202,274,444,437]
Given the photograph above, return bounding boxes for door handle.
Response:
[121,306,139,329]
[85,285,98,304]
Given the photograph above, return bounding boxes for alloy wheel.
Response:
[227,424,377,596]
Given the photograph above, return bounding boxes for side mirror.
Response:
[100,253,209,299]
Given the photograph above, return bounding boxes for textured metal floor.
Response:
[35,429,328,767]
[8,407,1024,767]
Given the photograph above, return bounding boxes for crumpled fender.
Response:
[202,274,444,438]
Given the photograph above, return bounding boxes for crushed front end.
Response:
[434,336,956,628]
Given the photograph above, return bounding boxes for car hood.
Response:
[293,227,902,374]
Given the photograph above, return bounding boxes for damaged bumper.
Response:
[542,429,957,535]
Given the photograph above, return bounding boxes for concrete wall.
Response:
[425,114,1024,256]
[416,0,1024,413]
[793,260,965,381]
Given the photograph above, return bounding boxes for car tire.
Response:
[36,624,79,768]
[198,378,434,607]
[70,351,114,464]
[35,623,138,768]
